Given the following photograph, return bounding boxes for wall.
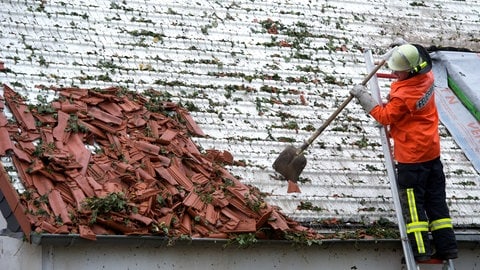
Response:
[0,215,41,270]
[2,214,480,270]
[31,239,480,270]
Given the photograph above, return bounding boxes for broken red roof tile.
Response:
[158,129,178,144]
[89,119,126,134]
[176,108,205,136]
[126,148,145,163]
[0,85,322,243]
[37,221,70,235]
[255,206,273,230]
[133,187,160,201]
[167,163,194,191]
[89,224,114,235]
[229,197,258,218]
[157,212,175,228]
[118,97,142,112]
[183,158,212,179]
[183,192,205,211]
[220,207,241,223]
[96,217,134,234]
[114,161,133,174]
[205,149,234,165]
[79,225,97,241]
[52,102,79,114]
[211,190,229,208]
[12,157,34,187]
[140,157,155,178]
[191,173,209,185]
[178,214,192,235]
[40,128,55,145]
[147,120,160,138]
[135,167,156,183]
[29,158,45,173]
[54,87,89,100]
[207,232,229,239]
[66,181,86,209]
[3,85,37,131]
[226,218,257,233]
[158,206,172,216]
[222,219,239,231]
[287,180,301,193]
[220,150,234,165]
[66,171,95,197]
[52,111,69,143]
[127,114,147,128]
[86,176,103,196]
[129,213,153,226]
[215,167,243,186]
[12,145,31,163]
[93,155,113,169]
[56,182,76,206]
[0,127,13,155]
[226,185,250,201]
[180,137,202,157]
[48,189,72,225]
[31,173,53,196]
[65,133,91,176]
[103,181,124,194]
[133,140,160,155]
[192,223,210,236]
[154,166,177,185]
[205,204,219,225]
[98,101,123,118]
[0,113,8,127]
[268,211,290,231]
[37,163,68,182]
[86,162,106,181]
[77,119,107,139]
[34,113,57,126]
[136,199,152,215]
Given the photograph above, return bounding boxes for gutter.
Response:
[30,231,480,247]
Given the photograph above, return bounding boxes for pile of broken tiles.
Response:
[0,84,321,242]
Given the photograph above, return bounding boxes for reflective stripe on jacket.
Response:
[370,71,440,163]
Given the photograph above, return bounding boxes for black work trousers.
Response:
[396,157,457,258]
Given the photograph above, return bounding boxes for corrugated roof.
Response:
[0,0,479,236]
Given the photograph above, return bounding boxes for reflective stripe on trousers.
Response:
[405,188,429,254]
[430,218,454,231]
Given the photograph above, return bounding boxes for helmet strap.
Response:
[410,60,428,74]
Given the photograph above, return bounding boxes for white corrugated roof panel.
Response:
[0,0,479,228]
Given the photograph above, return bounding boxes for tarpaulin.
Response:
[431,51,480,173]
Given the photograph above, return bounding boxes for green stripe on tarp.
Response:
[447,76,480,121]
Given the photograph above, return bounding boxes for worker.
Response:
[349,43,458,262]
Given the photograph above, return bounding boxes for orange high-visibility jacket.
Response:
[370,71,440,163]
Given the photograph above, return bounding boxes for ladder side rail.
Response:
[364,50,418,270]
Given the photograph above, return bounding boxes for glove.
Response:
[389,37,407,48]
[349,84,378,113]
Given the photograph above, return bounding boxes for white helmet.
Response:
[387,44,421,71]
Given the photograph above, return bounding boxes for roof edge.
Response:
[0,164,31,241]
[30,231,480,247]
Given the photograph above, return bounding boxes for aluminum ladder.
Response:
[364,50,455,270]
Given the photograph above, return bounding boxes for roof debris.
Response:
[0,84,322,242]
